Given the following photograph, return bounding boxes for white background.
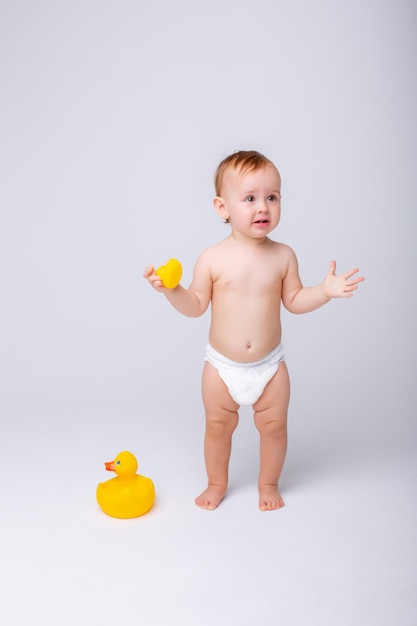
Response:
[1,1,416,624]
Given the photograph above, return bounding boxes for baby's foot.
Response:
[259,484,285,511]
[195,484,226,510]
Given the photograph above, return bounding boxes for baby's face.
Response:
[218,164,282,239]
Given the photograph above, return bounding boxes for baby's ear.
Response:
[213,196,228,221]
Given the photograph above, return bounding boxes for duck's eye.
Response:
[116,460,121,465]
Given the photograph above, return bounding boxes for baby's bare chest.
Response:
[214,264,283,295]
[210,242,287,296]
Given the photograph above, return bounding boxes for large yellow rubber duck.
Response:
[96,451,155,518]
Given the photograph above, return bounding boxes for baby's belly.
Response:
[208,322,282,363]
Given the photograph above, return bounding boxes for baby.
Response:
[144,150,364,511]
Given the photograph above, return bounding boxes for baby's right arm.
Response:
[143,250,212,318]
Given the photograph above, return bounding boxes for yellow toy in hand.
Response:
[156,258,182,289]
[96,451,155,518]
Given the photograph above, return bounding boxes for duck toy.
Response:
[155,258,182,289]
[96,451,155,518]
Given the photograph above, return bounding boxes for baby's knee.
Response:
[255,412,287,436]
[206,410,239,434]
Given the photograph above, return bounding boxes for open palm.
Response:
[323,260,364,298]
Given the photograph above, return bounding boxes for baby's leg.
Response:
[253,362,290,511]
[195,362,239,510]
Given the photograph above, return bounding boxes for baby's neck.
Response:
[229,232,271,247]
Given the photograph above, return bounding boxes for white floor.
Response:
[2,400,415,626]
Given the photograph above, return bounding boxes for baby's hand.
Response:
[323,260,364,299]
[143,265,167,292]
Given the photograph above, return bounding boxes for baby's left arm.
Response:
[282,253,364,314]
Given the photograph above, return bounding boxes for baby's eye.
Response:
[268,194,278,201]
[245,195,255,203]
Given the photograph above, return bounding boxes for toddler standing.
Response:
[144,150,364,511]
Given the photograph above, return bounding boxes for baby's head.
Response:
[214,151,279,223]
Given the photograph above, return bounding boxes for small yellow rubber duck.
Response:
[155,258,182,289]
[96,451,155,518]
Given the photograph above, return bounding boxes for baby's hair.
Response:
[214,150,275,197]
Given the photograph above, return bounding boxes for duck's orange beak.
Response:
[105,461,115,472]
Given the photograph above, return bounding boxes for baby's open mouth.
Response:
[254,219,269,224]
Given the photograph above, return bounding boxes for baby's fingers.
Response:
[349,277,365,287]
[150,277,166,291]
[143,264,155,279]
[344,268,365,284]
[143,265,168,292]
[344,283,359,294]
[343,267,359,279]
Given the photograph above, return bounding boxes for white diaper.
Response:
[204,343,285,406]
